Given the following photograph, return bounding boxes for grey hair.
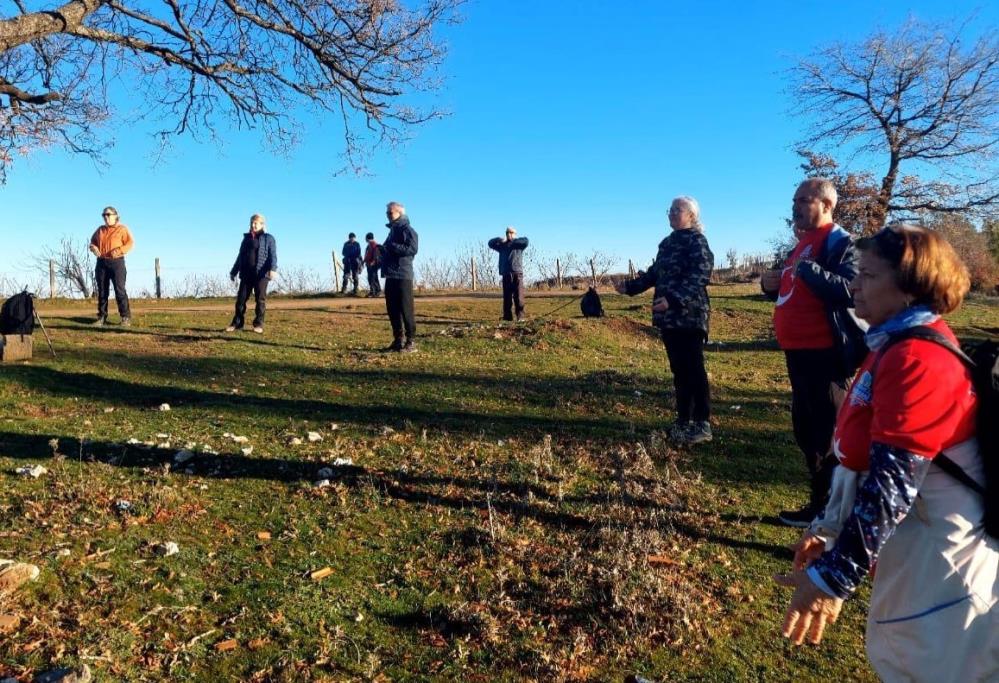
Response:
[798,178,838,209]
[672,195,703,230]
[387,201,406,214]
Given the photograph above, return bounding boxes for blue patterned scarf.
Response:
[864,304,938,351]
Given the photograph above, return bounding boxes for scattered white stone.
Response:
[154,541,180,557]
[114,500,132,513]
[730,405,742,411]
[157,442,172,450]
[634,390,643,397]
[156,433,170,439]
[126,438,141,445]
[381,426,395,436]
[158,403,171,411]
[222,432,233,438]
[314,479,331,488]
[103,407,115,413]
[332,457,353,467]
[174,450,195,464]
[329,423,340,431]
[317,467,334,479]
[202,446,218,455]
[241,446,253,456]
[288,437,303,446]
[15,465,48,478]
[307,431,323,443]
[230,435,249,444]
[83,419,92,427]
[56,548,71,558]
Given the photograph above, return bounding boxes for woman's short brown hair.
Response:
[856,223,970,314]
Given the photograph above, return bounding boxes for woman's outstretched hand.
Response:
[774,569,843,646]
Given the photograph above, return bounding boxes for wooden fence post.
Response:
[49,259,56,299]
[155,258,162,299]
[471,257,477,291]
[556,258,562,289]
[331,251,340,291]
[590,258,597,286]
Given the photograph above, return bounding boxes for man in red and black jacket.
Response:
[761,178,866,527]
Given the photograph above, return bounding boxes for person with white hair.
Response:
[381,202,419,352]
[761,179,866,527]
[616,196,715,444]
[225,214,278,334]
[488,225,530,321]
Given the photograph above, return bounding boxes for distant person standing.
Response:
[382,202,419,352]
[488,226,529,321]
[363,232,382,297]
[341,232,362,295]
[225,214,277,334]
[89,206,134,326]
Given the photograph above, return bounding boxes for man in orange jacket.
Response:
[89,205,134,326]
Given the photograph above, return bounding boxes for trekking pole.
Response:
[33,309,56,359]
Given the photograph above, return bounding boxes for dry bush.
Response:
[271,266,326,295]
[170,273,236,298]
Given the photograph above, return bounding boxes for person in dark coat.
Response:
[363,232,382,297]
[488,226,530,321]
[225,214,278,334]
[616,196,715,445]
[341,232,362,295]
[382,202,419,352]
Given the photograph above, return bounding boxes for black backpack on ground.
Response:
[580,286,603,318]
[0,291,35,335]
[877,327,998,539]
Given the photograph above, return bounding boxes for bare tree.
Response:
[271,266,324,295]
[574,250,618,286]
[724,248,738,270]
[789,19,999,228]
[33,236,95,297]
[0,0,463,182]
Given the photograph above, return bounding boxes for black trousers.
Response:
[231,275,269,328]
[502,272,525,320]
[341,265,359,292]
[366,266,381,295]
[95,257,130,319]
[785,348,849,510]
[384,278,415,341]
[661,328,711,423]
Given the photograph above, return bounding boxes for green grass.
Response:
[1,285,995,681]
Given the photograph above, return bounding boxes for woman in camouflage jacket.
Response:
[616,196,715,444]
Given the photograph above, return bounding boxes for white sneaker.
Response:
[252,326,264,334]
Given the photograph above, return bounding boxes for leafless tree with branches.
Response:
[33,236,95,297]
[0,0,463,182]
[789,19,999,228]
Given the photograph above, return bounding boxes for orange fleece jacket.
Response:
[90,224,134,259]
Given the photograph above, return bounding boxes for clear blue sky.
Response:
[2,0,996,294]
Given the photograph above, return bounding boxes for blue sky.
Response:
[2,0,996,294]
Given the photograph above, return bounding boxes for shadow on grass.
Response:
[0,430,791,561]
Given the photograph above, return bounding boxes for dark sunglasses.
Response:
[871,226,906,263]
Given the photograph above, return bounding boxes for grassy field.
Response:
[1,284,996,682]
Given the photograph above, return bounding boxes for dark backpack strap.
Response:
[933,452,986,496]
[873,326,982,495]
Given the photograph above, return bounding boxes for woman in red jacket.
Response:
[775,224,997,682]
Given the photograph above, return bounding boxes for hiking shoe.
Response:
[778,505,818,528]
[0,560,39,596]
[385,339,404,352]
[120,317,132,327]
[686,421,713,444]
[668,421,691,443]
[401,340,418,354]
[92,317,106,327]
[252,326,264,334]
[224,325,238,332]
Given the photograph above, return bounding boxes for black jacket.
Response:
[342,240,362,271]
[230,231,277,281]
[382,216,419,280]
[624,228,714,335]
[488,236,529,274]
[763,225,868,374]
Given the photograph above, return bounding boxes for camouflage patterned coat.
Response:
[624,228,714,335]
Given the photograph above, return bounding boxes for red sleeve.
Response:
[870,342,975,458]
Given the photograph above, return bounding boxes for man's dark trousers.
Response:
[232,275,269,328]
[366,265,381,295]
[384,277,415,342]
[95,257,130,319]
[785,348,849,512]
[342,264,359,293]
[502,272,525,320]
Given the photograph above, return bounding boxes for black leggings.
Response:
[661,328,710,423]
